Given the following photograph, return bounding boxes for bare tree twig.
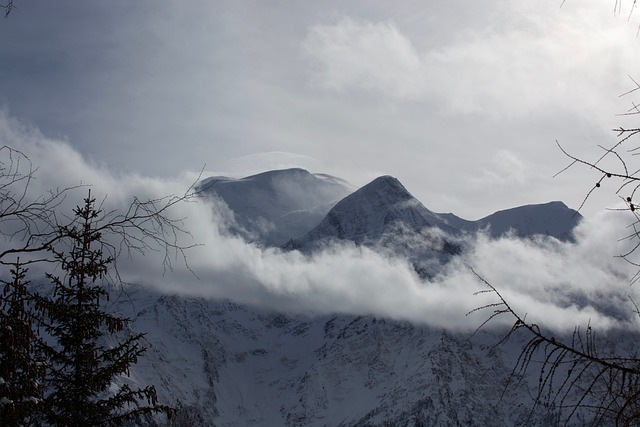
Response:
[1,0,15,18]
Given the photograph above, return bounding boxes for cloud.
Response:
[302,7,640,117]
[454,215,637,331]
[471,149,528,189]
[1,109,638,335]
[220,152,323,178]
[3,0,639,227]
[123,196,637,334]
[303,17,428,100]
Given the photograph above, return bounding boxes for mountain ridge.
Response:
[99,168,597,426]
[288,175,460,248]
[283,173,581,263]
[200,169,582,251]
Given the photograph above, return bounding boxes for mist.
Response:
[1,109,638,334]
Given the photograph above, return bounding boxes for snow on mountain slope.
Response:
[115,287,597,427]
[287,175,580,252]
[288,176,458,246]
[115,168,591,426]
[198,170,580,252]
[440,201,582,241]
[287,176,582,249]
[198,169,353,247]
[284,175,462,265]
[282,174,581,278]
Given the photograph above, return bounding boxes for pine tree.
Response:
[0,260,43,426]
[36,192,170,426]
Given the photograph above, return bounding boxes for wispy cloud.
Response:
[2,109,636,335]
[303,8,640,117]
[471,149,528,189]
[303,17,428,100]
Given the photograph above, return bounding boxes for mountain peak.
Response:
[339,175,416,212]
[473,200,581,240]
[370,175,401,185]
[364,175,412,198]
[289,175,447,248]
[198,168,352,247]
[244,168,312,180]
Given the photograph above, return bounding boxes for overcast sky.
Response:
[1,1,640,219]
[1,1,640,331]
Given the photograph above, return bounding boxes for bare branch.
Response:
[469,267,640,424]
[1,0,15,18]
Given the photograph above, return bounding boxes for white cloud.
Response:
[303,6,640,118]
[471,149,528,189]
[124,196,637,334]
[1,109,638,336]
[303,17,428,100]
[220,152,322,178]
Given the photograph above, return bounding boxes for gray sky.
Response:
[1,0,639,220]
[1,1,639,330]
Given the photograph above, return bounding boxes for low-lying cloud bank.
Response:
[1,110,638,334]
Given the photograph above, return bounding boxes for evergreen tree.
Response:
[36,193,170,426]
[0,260,43,426]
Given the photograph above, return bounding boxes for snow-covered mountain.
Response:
[122,289,588,427]
[113,169,593,426]
[278,173,580,277]
[203,170,581,252]
[198,169,352,247]
[440,201,581,241]
[286,176,459,248]
[288,175,580,249]
[281,175,463,277]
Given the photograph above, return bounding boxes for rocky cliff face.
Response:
[120,289,595,426]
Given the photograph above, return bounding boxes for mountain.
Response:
[281,174,580,277]
[289,176,581,250]
[440,201,581,241]
[199,170,581,251]
[121,288,597,426]
[198,168,353,247]
[286,176,459,248]
[282,175,464,277]
[114,168,591,425]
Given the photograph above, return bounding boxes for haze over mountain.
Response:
[95,169,620,427]
[198,169,582,281]
[109,168,603,426]
[198,168,352,247]
[203,168,582,251]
